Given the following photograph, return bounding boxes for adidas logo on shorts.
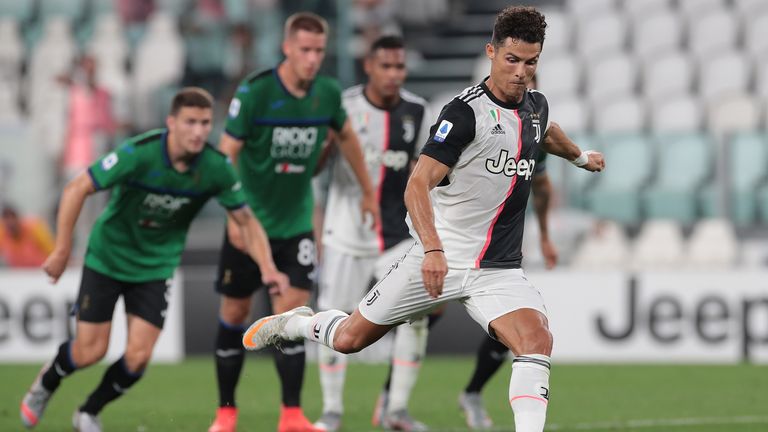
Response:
[491,124,505,135]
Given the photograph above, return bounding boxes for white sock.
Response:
[284,309,348,349]
[509,354,551,432]
[387,317,429,413]
[318,344,347,414]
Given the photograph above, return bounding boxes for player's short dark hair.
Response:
[284,12,328,39]
[491,6,547,48]
[369,35,405,56]
[170,87,213,115]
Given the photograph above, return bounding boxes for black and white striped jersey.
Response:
[409,82,550,269]
[323,85,431,256]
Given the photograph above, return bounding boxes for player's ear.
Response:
[165,115,174,131]
[485,43,495,60]
[363,55,373,75]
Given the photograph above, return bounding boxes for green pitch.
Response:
[2,357,767,431]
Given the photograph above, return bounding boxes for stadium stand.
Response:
[0,0,765,270]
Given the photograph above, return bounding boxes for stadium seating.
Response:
[642,134,711,224]
[0,18,23,101]
[687,9,738,60]
[576,11,627,60]
[547,96,588,133]
[0,0,34,22]
[592,97,645,133]
[745,12,768,57]
[630,219,685,270]
[632,10,682,59]
[570,219,631,270]
[586,53,636,104]
[585,134,652,224]
[700,133,766,225]
[538,9,571,53]
[708,93,761,133]
[622,0,672,18]
[677,0,728,18]
[560,134,600,209]
[132,13,185,129]
[685,218,738,268]
[537,53,580,99]
[641,51,694,103]
[650,95,702,133]
[699,52,750,103]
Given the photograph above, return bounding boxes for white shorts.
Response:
[317,240,414,312]
[358,245,547,334]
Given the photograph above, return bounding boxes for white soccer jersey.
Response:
[322,85,431,256]
[407,82,551,269]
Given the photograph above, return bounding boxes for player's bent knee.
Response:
[123,349,152,372]
[74,344,108,367]
[519,326,553,355]
[331,331,365,354]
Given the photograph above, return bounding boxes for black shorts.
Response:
[215,229,316,298]
[74,266,171,329]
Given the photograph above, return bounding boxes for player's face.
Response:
[486,38,541,103]
[167,107,212,155]
[365,48,407,99]
[283,30,327,82]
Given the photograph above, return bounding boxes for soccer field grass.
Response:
[3,357,767,431]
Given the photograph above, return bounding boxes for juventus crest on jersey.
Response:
[323,85,431,256]
[412,82,550,269]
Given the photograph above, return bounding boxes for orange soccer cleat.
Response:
[278,405,322,432]
[208,406,238,432]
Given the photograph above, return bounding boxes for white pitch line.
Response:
[360,415,768,432]
[547,415,768,431]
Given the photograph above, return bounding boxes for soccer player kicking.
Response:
[20,88,289,432]
[458,74,567,430]
[460,123,576,430]
[312,35,433,432]
[242,7,606,432]
[208,12,378,432]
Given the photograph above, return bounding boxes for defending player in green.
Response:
[20,87,289,432]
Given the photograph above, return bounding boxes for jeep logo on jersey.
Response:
[143,193,191,213]
[364,148,409,171]
[486,149,536,180]
[271,127,318,158]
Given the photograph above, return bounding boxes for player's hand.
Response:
[262,268,290,296]
[422,250,448,299]
[360,191,381,231]
[540,237,558,270]
[582,151,605,172]
[42,248,70,283]
[227,217,247,252]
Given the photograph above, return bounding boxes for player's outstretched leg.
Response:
[459,335,508,429]
[314,344,347,432]
[243,307,392,354]
[381,317,429,431]
[243,306,317,350]
[20,341,78,428]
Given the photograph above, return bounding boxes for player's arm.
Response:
[227,205,289,294]
[42,172,97,282]
[542,122,604,172]
[219,133,249,251]
[405,155,450,299]
[532,172,557,269]
[335,119,381,229]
